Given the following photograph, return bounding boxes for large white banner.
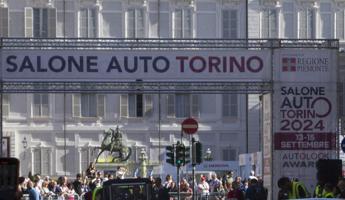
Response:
[272,49,338,197]
[1,50,271,81]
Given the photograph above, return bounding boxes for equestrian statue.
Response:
[94,126,132,163]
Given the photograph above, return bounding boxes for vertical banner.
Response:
[262,93,272,199]
[272,49,338,197]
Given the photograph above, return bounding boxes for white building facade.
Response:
[0,0,344,178]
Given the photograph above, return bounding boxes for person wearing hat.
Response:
[197,176,209,200]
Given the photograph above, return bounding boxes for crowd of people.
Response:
[16,166,267,200]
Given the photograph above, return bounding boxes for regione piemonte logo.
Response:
[282,57,296,72]
[281,55,329,73]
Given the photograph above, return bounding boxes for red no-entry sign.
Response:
[182,118,198,135]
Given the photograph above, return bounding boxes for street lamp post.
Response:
[139,148,148,177]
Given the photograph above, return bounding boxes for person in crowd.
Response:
[152,177,169,200]
[180,178,192,200]
[86,162,96,179]
[41,181,54,198]
[277,176,309,199]
[245,178,267,200]
[248,170,258,181]
[27,180,41,200]
[92,171,103,187]
[55,176,69,198]
[226,181,244,200]
[337,178,345,198]
[15,177,27,200]
[322,183,335,198]
[72,173,83,196]
[209,172,224,200]
[198,176,210,200]
[313,172,326,198]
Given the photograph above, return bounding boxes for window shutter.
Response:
[33,149,41,174]
[337,10,345,40]
[174,9,182,38]
[80,149,89,171]
[73,94,81,117]
[48,8,56,37]
[230,10,238,38]
[222,9,237,39]
[184,9,192,38]
[127,9,135,38]
[25,7,33,37]
[41,94,49,117]
[144,94,153,117]
[262,10,269,38]
[269,10,277,38]
[222,94,229,117]
[2,94,9,117]
[0,7,9,37]
[299,10,307,38]
[80,9,88,37]
[167,94,175,118]
[191,94,200,118]
[41,149,50,175]
[222,10,230,38]
[307,9,315,38]
[230,94,238,117]
[33,94,41,117]
[89,8,97,38]
[97,95,105,118]
[283,13,293,38]
[120,94,128,117]
[136,9,145,37]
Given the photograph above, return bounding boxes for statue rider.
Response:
[110,126,122,153]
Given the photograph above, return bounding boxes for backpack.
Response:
[253,186,267,200]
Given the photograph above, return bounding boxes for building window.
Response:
[336,10,345,40]
[25,7,56,38]
[222,94,238,118]
[79,8,97,38]
[319,3,332,38]
[73,94,105,118]
[33,94,49,117]
[2,94,9,118]
[0,7,9,37]
[173,8,192,38]
[222,147,236,161]
[33,148,51,175]
[222,9,238,39]
[262,9,277,38]
[167,94,200,118]
[127,8,145,38]
[120,94,152,118]
[282,3,294,38]
[299,8,315,39]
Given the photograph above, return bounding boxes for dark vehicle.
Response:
[0,158,19,200]
[102,178,152,200]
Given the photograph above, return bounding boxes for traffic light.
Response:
[175,143,185,166]
[184,146,191,165]
[195,141,202,164]
[166,145,175,166]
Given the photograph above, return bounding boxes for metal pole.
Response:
[246,94,249,153]
[0,81,2,157]
[177,166,180,200]
[158,87,161,164]
[192,137,196,200]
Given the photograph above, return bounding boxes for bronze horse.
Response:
[94,126,132,163]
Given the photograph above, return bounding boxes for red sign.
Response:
[182,118,198,135]
[274,132,336,150]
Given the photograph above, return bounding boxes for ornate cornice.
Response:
[25,0,54,7]
[217,0,242,6]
